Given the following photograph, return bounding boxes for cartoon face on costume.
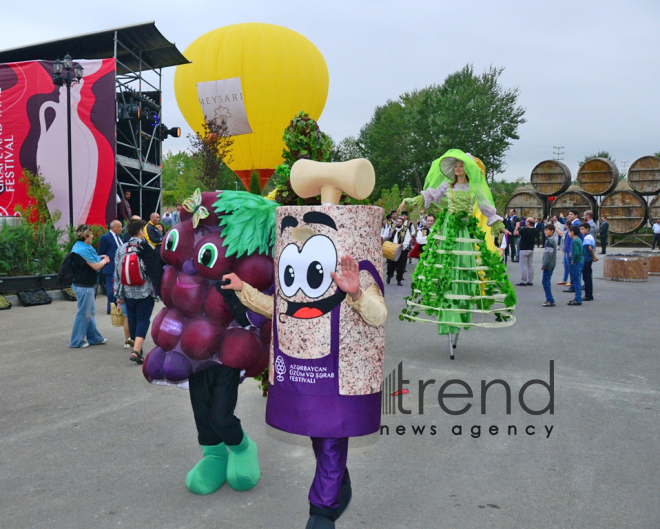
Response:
[143,191,272,386]
[277,216,344,319]
[193,232,236,279]
[272,205,385,395]
[161,220,196,269]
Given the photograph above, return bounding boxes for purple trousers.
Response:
[309,437,349,510]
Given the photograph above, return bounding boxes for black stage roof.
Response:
[0,21,190,74]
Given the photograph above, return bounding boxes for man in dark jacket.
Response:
[598,216,609,254]
[97,220,124,314]
[118,190,133,223]
[504,209,519,262]
[145,212,164,249]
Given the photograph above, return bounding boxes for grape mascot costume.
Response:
[142,189,277,494]
[234,159,387,529]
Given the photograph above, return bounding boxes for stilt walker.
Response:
[399,149,517,358]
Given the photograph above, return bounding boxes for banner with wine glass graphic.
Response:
[0,58,116,228]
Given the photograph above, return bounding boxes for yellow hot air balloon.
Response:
[174,23,329,189]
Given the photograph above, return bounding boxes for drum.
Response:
[382,241,402,261]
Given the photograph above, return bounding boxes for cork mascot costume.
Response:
[221,159,387,528]
[142,189,277,495]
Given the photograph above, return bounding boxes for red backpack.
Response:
[120,244,146,286]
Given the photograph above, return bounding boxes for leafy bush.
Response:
[0,222,64,275]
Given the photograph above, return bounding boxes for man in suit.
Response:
[533,218,545,248]
[504,209,519,262]
[598,216,609,254]
[98,220,125,314]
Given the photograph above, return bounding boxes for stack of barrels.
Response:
[505,156,660,236]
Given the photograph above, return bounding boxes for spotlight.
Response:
[156,124,181,139]
[119,103,141,120]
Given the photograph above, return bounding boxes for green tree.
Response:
[578,151,628,180]
[353,64,526,193]
[579,151,614,166]
[490,177,526,216]
[355,100,411,195]
[407,65,526,184]
[187,116,237,191]
[249,173,261,195]
[329,135,363,162]
[14,169,61,224]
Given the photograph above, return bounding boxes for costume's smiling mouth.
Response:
[282,288,347,319]
[176,278,200,289]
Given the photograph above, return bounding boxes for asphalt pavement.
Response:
[1,248,658,529]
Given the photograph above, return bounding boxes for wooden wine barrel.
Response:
[530,160,572,197]
[602,254,649,282]
[627,156,660,195]
[631,251,660,275]
[599,189,648,234]
[577,158,619,196]
[650,194,660,222]
[550,187,598,220]
[505,188,546,220]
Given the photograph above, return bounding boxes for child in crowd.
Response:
[541,223,557,307]
[567,225,584,306]
[580,224,598,301]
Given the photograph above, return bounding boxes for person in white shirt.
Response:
[653,219,660,250]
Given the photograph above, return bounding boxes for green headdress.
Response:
[423,148,497,213]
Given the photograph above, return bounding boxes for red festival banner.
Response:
[0,59,116,228]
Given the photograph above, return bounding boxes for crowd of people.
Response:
[69,184,652,361]
[381,200,612,309]
[502,208,604,306]
[68,191,172,361]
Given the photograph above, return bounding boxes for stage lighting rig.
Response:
[156,123,181,140]
[119,103,141,120]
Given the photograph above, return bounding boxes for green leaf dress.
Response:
[400,149,516,335]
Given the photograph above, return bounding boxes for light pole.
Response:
[52,54,83,227]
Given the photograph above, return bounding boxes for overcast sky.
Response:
[1,0,658,182]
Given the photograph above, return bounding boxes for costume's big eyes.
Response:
[278,235,337,299]
[284,265,295,287]
[198,243,218,269]
[165,229,179,252]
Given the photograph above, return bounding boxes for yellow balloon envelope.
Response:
[174,23,330,189]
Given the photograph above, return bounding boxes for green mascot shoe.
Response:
[226,432,260,491]
[186,443,228,495]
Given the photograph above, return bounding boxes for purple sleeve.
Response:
[246,283,275,328]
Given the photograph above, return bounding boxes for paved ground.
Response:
[1,249,659,529]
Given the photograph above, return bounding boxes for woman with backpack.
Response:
[113,219,157,364]
[70,225,110,348]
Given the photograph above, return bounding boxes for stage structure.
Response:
[0,22,189,223]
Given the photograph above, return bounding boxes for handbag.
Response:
[110,302,125,327]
